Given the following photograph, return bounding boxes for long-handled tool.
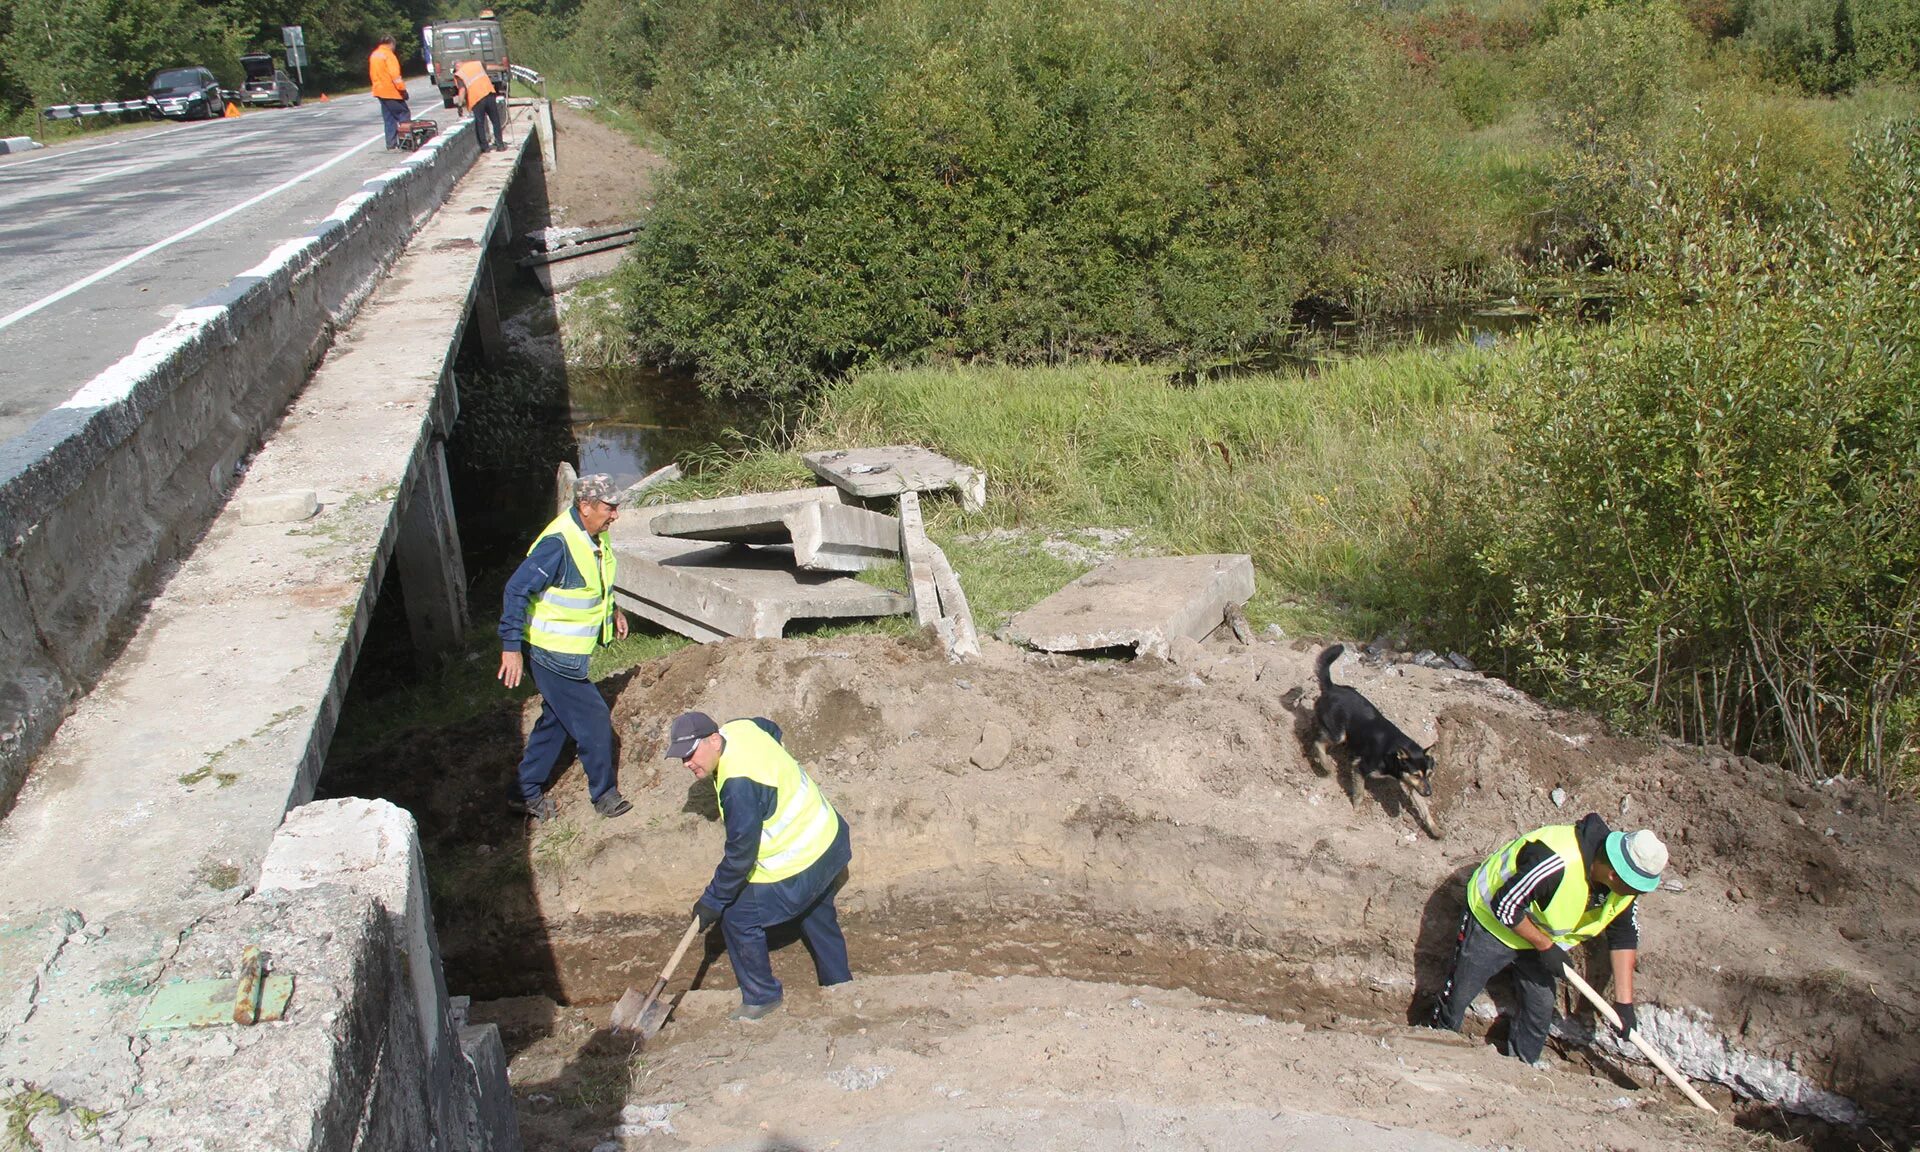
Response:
[1561,965,1717,1114]
[610,917,703,1038]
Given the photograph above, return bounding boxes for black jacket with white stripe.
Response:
[1489,812,1639,950]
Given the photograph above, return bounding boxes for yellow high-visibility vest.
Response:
[714,719,840,883]
[1467,824,1636,949]
[524,512,615,655]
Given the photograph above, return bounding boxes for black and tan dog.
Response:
[1313,644,1435,798]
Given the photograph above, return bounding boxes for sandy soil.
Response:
[325,632,1920,1151]
[546,104,665,228]
[367,90,1920,1152]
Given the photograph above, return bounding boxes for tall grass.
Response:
[690,348,1496,635]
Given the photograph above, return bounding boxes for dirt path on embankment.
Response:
[324,633,1920,1151]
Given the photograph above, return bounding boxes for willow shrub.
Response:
[1457,120,1920,788]
[614,0,1496,398]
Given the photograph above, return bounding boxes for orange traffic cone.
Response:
[223,101,240,118]
[318,92,329,102]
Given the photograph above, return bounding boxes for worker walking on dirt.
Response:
[1429,814,1667,1065]
[369,35,410,150]
[453,59,506,153]
[666,711,853,1021]
[498,474,632,821]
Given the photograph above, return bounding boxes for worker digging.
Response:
[498,473,632,822]
[1430,814,1666,1064]
[665,710,854,1021]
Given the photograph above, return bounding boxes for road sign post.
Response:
[282,26,307,86]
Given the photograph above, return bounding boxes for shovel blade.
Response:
[609,987,649,1035]
[636,996,673,1038]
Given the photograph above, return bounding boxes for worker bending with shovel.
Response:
[667,711,853,1021]
[452,58,506,153]
[1430,814,1667,1065]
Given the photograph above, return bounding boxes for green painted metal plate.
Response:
[138,974,294,1031]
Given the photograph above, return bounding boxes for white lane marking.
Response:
[73,163,143,186]
[0,130,384,334]
[0,120,210,170]
[0,98,362,172]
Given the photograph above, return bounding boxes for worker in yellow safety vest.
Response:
[1429,814,1667,1065]
[498,474,632,822]
[369,34,410,150]
[453,59,505,153]
[667,711,853,1021]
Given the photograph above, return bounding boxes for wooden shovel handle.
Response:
[1560,961,1717,1114]
[656,916,704,985]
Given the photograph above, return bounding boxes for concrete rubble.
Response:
[1004,554,1256,659]
[611,494,910,642]
[608,459,994,650]
[652,488,902,572]
[805,445,988,512]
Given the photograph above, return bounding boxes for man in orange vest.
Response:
[453,59,505,153]
[369,35,410,150]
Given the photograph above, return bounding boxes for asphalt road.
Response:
[0,95,450,446]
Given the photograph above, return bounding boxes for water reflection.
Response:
[567,367,771,486]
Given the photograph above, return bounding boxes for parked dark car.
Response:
[148,66,225,120]
[239,54,300,108]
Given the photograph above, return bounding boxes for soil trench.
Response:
[326,633,1920,1148]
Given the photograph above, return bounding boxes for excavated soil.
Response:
[324,633,1920,1151]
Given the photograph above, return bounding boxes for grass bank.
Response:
[671,347,1497,640]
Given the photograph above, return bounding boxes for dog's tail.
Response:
[1316,644,1344,690]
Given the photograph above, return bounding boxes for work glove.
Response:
[1611,1001,1636,1038]
[1533,946,1569,980]
[692,900,722,932]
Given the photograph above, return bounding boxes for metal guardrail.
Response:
[42,99,157,121]
[44,90,242,121]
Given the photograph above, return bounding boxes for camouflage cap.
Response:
[573,474,627,506]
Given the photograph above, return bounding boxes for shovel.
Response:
[610,916,703,1038]
[1561,964,1717,1114]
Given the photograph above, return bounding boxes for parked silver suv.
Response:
[239,54,301,108]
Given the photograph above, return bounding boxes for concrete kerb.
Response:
[0,116,484,816]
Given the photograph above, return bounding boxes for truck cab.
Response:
[426,19,510,109]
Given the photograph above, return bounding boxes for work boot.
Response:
[593,790,632,818]
[730,998,782,1022]
[511,794,557,822]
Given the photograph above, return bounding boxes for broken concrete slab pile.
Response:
[610,446,983,659]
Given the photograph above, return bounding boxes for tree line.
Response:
[1,0,440,130]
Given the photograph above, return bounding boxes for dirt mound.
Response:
[325,632,1920,1148]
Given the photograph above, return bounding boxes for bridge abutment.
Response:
[396,436,469,658]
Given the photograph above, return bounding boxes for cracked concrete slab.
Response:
[610,503,911,642]
[1004,555,1255,659]
[804,446,987,511]
[650,488,900,572]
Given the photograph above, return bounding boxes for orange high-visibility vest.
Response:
[369,45,405,100]
[454,60,495,108]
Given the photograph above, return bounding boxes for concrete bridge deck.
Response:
[0,107,535,1145]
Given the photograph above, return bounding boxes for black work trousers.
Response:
[1429,910,1560,1064]
[470,93,505,151]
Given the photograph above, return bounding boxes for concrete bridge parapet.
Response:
[0,108,545,1146]
[0,115,483,817]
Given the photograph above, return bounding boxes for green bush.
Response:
[564,0,862,112]
[1529,1,1696,147]
[615,0,1501,398]
[1452,119,1920,788]
[1737,0,1920,92]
